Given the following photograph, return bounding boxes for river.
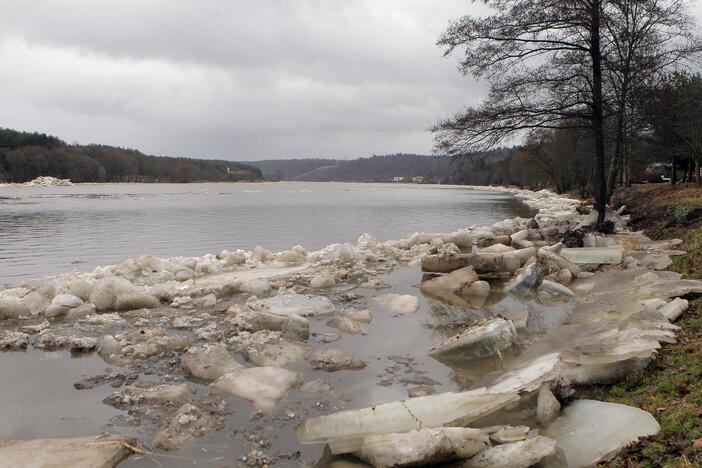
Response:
[0,181,541,467]
[0,182,534,287]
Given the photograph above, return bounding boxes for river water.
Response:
[0,182,541,466]
[0,182,534,287]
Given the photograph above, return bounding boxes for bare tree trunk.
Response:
[697,159,701,185]
[671,157,676,185]
[591,0,607,225]
[607,94,627,202]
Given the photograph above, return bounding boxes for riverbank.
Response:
[594,184,702,467]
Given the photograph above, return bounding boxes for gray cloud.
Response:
[0,1,491,159]
[1,1,699,160]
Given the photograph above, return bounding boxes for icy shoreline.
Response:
[0,186,569,305]
[0,185,697,467]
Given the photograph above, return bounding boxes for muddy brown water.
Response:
[0,183,550,466]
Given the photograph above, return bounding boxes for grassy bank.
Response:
[596,184,702,467]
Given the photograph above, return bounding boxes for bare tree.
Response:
[603,0,699,200]
[433,0,609,223]
[433,0,697,224]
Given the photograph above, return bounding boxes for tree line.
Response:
[452,72,702,196]
[433,0,701,224]
[251,154,459,182]
[0,128,262,183]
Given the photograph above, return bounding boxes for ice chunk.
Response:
[277,248,308,265]
[64,303,96,322]
[480,244,515,254]
[504,262,542,295]
[106,384,190,407]
[537,280,576,301]
[488,353,562,394]
[357,428,490,468]
[192,293,216,308]
[0,435,133,468]
[245,341,308,367]
[463,436,557,468]
[420,267,479,294]
[98,335,123,358]
[181,344,243,381]
[536,384,561,424]
[211,367,299,409]
[489,425,529,443]
[310,271,336,289]
[312,243,356,265]
[0,298,31,319]
[308,348,366,372]
[281,314,310,340]
[345,309,373,323]
[153,403,220,451]
[240,278,272,296]
[658,297,688,321]
[538,249,581,276]
[545,400,660,467]
[89,276,140,311]
[115,293,160,311]
[295,389,519,449]
[421,252,522,274]
[231,307,286,332]
[466,280,491,297]
[327,317,363,335]
[254,293,335,317]
[428,318,516,362]
[23,176,73,186]
[0,331,31,349]
[560,247,624,265]
[218,249,246,266]
[374,294,420,315]
[45,294,83,318]
[252,246,274,263]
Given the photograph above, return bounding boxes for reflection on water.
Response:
[0,182,534,287]
[0,350,121,440]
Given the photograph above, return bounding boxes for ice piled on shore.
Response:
[0,185,575,322]
[23,176,73,186]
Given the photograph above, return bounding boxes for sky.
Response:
[0,1,701,161]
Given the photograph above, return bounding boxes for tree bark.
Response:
[671,157,676,185]
[591,0,607,225]
[606,109,625,202]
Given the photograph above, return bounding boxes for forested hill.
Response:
[0,128,262,183]
[249,154,456,182]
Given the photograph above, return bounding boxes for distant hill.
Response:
[0,127,262,183]
[249,154,456,182]
[247,158,337,180]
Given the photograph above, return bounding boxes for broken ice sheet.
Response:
[295,388,519,453]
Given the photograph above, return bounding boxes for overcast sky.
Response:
[1,1,701,161]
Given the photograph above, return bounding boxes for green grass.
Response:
[671,203,697,223]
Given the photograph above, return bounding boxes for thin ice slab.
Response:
[0,435,134,468]
[545,399,660,467]
[428,318,516,362]
[296,389,519,453]
[560,247,623,265]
